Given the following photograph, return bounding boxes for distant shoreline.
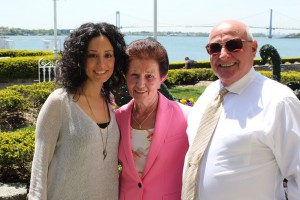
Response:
[2,33,300,38]
[1,27,300,38]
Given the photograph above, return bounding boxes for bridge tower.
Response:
[268,9,273,38]
[153,0,157,40]
[116,11,120,30]
[53,0,58,58]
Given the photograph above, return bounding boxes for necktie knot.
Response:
[219,87,228,97]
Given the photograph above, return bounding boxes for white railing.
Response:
[38,58,58,82]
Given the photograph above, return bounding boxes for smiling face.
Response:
[208,20,258,86]
[85,35,115,86]
[126,58,166,107]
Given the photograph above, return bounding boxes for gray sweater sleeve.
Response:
[29,89,63,200]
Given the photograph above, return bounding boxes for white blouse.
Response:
[131,128,155,177]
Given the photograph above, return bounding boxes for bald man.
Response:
[182,20,300,200]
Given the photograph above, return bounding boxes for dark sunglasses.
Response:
[205,38,252,55]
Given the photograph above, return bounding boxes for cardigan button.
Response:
[138,182,142,188]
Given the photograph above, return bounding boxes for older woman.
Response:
[115,39,190,200]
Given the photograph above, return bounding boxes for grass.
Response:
[16,125,36,132]
[169,85,206,102]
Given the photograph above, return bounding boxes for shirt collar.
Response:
[223,67,256,95]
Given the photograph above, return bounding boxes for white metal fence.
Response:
[38,58,58,82]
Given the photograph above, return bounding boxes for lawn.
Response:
[169,85,206,102]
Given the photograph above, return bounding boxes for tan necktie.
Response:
[182,87,228,200]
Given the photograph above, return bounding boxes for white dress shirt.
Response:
[185,68,300,200]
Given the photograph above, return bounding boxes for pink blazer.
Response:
[115,92,190,200]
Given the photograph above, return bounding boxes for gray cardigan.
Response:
[28,88,119,200]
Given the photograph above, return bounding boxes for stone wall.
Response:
[0,183,27,200]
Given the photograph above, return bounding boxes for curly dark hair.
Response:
[125,38,169,78]
[56,22,126,103]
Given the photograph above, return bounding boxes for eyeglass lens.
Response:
[206,39,244,54]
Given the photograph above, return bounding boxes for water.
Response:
[1,35,300,62]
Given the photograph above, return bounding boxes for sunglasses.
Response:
[205,38,252,55]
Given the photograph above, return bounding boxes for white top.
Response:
[185,68,300,200]
[28,88,120,200]
[131,128,154,177]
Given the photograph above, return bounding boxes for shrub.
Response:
[0,129,35,184]
[166,68,217,86]
[258,71,300,84]
[0,89,30,131]
[7,82,57,109]
[0,90,28,112]
[0,82,57,132]
[0,56,56,81]
[169,60,211,69]
[0,50,53,58]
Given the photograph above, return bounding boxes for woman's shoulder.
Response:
[48,88,67,99]
[158,92,190,112]
[44,88,70,106]
[163,98,191,116]
[115,101,132,115]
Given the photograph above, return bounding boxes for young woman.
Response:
[28,22,126,200]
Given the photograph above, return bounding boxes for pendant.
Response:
[139,124,142,129]
[103,149,107,160]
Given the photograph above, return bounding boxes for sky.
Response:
[1,0,300,35]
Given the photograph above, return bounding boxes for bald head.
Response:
[207,20,258,86]
[209,20,253,41]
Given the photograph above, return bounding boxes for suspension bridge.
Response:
[116,9,300,39]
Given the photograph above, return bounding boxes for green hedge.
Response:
[166,68,217,85]
[0,50,53,57]
[0,128,35,183]
[166,68,300,85]
[169,57,300,69]
[0,83,57,184]
[0,55,56,81]
[0,82,57,132]
[276,57,300,64]
[1,82,57,111]
[6,82,57,109]
[169,60,211,69]
[0,89,28,112]
[1,50,300,79]
[259,70,300,83]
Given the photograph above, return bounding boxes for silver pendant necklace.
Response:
[85,94,109,160]
[132,107,156,129]
[131,97,158,129]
